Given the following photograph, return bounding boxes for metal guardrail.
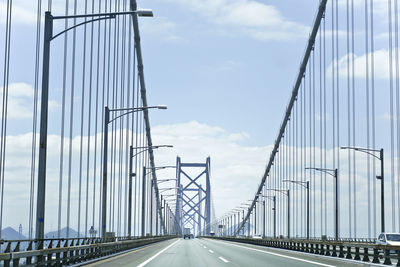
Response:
[0,235,176,266]
[307,237,377,244]
[204,236,400,266]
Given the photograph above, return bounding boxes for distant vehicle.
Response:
[252,234,262,239]
[183,228,192,239]
[209,231,215,236]
[377,233,400,246]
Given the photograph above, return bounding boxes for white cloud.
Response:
[0,121,270,234]
[141,17,185,43]
[1,83,34,119]
[1,120,397,237]
[328,49,390,79]
[0,83,59,119]
[0,1,37,25]
[163,0,310,41]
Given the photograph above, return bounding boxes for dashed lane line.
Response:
[209,249,214,253]
[207,240,336,267]
[219,256,229,263]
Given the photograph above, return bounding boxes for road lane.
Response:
[84,237,371,267]
[84,238,180,267]
[199,238,369,267]
[140,238,225,267]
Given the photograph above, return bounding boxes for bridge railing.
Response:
[307,237,377,244]
[0,235,176,266]
[204,236,400,266]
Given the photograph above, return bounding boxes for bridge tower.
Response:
[175,157,211,236]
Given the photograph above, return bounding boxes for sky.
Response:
[0,0,399,238]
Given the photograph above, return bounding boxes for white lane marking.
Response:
[203,246,207,249]
[209,249,214,253]
[211,241,336,267]
[219,256,229,263]
[137,239,180,267]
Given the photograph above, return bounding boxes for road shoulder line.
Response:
[137,239,180,267]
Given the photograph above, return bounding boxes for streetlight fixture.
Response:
[128,145,173,237]
[283,180,310,239]
[306,167,338,240]
[341,146,385,233]
[36,9,154,242]
[263,195,277,238]
[103,107,167,238]
[265,189,290,238]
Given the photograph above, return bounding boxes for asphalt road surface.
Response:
[85,238,374,267]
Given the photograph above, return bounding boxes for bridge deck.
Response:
[86,238,370,267]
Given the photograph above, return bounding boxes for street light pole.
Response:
[37,9,153,243]
[335,169,338,239]
[283,180,310,239]
[306,167,338,240]
[101,107,109,238]
[306,181,310,240]
[263,200,266,238]
[265,189,290,238]
[273,196,276,238]
[254,202,257,236]
[128,146,134,237]
[103,108,167,238]
[141,166,146,237]
[287,191,290,238]
[341,147,385,233]
[380,149,384,233]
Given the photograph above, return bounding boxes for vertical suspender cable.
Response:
[294,83,297,237]
[0,0,12,240]
[303,73,307,237]
[315,18,325,236]
[93,0,102,233]
[351,0,357,238]
[370,0,378,235]
[388,0,395,234]
[365,0,372,238]
[77,0,89,238]
[29,0,42,240]
[312,47,316,238]
[394,0,399,232]
[335,0,340,238]
[57,0,69,239]
[99,0,109,234]
[331,0,338,236]
[85,0,95,237]
[66,0,78,239]
[323,13,328,236]
[347,0,352,238]
[309,55,312,237]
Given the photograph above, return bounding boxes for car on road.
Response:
[252,234,262,239]
[376,233,400,246]
[377,233,400,255]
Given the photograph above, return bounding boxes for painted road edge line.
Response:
[137,239,180,267]
[212,240,336,267]
[219,257,229,263]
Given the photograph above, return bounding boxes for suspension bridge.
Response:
[1,0,400,266]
